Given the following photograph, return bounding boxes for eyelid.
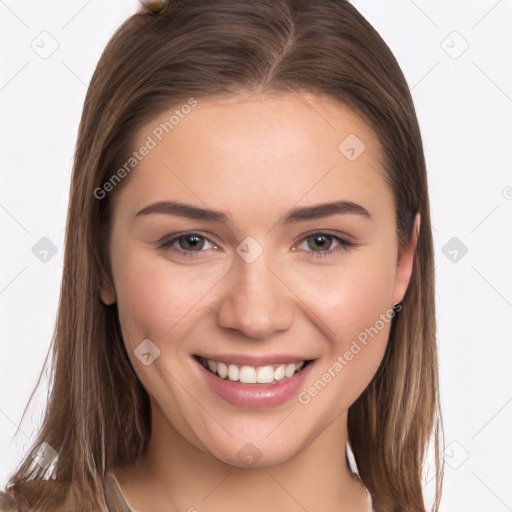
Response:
[292,230,357,258]
[291,228,355,245]
[156,231,219,255]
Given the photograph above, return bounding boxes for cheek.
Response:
[292,245,397,403]
[114,250,223,345]
[296,243,397,337]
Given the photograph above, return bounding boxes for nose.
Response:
[216,254,294,340]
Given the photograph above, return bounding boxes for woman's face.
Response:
[102,92,417,467]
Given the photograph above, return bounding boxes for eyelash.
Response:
[157,231,357,260]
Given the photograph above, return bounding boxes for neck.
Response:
[113,399,372,512]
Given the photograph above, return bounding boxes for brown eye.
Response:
[306,234,334,252]
[178,234,205,251]
[295,231,356,260]
[157,232,217,257]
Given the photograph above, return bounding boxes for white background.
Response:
[1,1,511,510]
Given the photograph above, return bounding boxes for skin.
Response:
[102,91,420,512]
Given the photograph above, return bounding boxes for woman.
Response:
[1,0,444,510]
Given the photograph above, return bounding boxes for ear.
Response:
[100,280,116,305]
[391,213,420,305]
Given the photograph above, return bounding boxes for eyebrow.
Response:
[134,200,372,224]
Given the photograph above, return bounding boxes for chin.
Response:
[197,422,316,470]
[209,441,300,469]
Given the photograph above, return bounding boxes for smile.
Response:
[198,357,310,384]
[194,355,315,408]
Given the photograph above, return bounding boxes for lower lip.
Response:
[195,359,315,408]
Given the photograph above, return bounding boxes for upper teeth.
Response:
[204,359,305,384]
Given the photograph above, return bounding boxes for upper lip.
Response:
[194,354,316,366]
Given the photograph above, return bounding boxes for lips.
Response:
[193,354,316,408]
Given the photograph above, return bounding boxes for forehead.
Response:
[114,91,392,224]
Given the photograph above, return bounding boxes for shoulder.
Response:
[0,482,72,512]
[1,474,128,512]
[0,491,19,512]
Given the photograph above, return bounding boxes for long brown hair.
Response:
[4,1,444,510]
